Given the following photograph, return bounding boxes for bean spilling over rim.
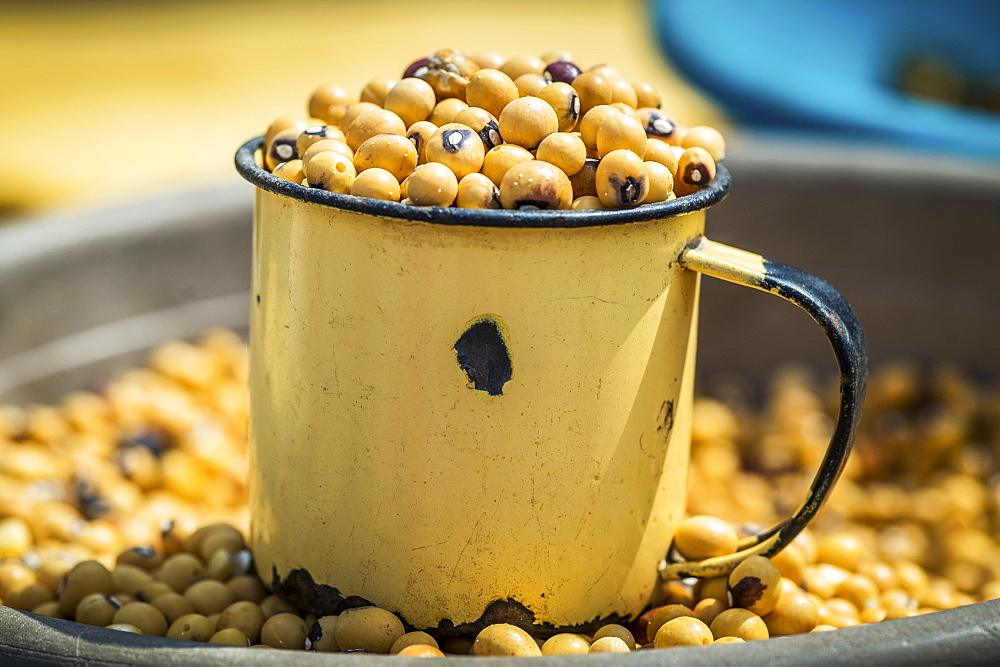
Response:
[259,48,725,211]
[2,334,999,654]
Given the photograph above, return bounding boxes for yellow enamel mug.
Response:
[236,138,867,637]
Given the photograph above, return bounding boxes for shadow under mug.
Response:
[235,137,867,637]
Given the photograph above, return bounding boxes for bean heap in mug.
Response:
[260,48,724,210]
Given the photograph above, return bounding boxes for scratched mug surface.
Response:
[236,138,867,636]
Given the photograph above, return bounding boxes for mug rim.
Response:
[235,136,731,229]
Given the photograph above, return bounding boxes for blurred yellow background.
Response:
[0,0,723,219]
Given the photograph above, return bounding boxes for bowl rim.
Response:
[4,600,1000,663]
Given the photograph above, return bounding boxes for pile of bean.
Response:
[2,334,999,655]
[259,49,724,210]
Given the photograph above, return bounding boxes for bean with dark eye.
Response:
[424,123,485,179]
[674,147,716,197]
[456,173,501,209]
[264,115,307,149]
[264,128,300,171]
[537,82,581,132]
[116,546,163,572]
[72,476,109,520]
[729,556,780,629]
[402,57,429,79]
[296,125,346,157]
[306,615,340,652]
[543,61,581,84]
[405,120,438,164]
[637,108,680,143]
[453,107,503,151]
[499,160,572,210]
[595,149,649,208]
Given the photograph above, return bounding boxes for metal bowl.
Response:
[2,137,999,664]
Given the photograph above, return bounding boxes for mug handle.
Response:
[659,236,869,580]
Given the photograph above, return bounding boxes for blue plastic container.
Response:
[652,0,1000,160]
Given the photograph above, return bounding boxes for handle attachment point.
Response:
[661,237,868,580]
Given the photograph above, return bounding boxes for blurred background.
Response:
[0,0,726,220]
[0,0,1000,219]
[2,0,998,220]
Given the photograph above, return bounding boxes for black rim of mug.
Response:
[235,136,731,228]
